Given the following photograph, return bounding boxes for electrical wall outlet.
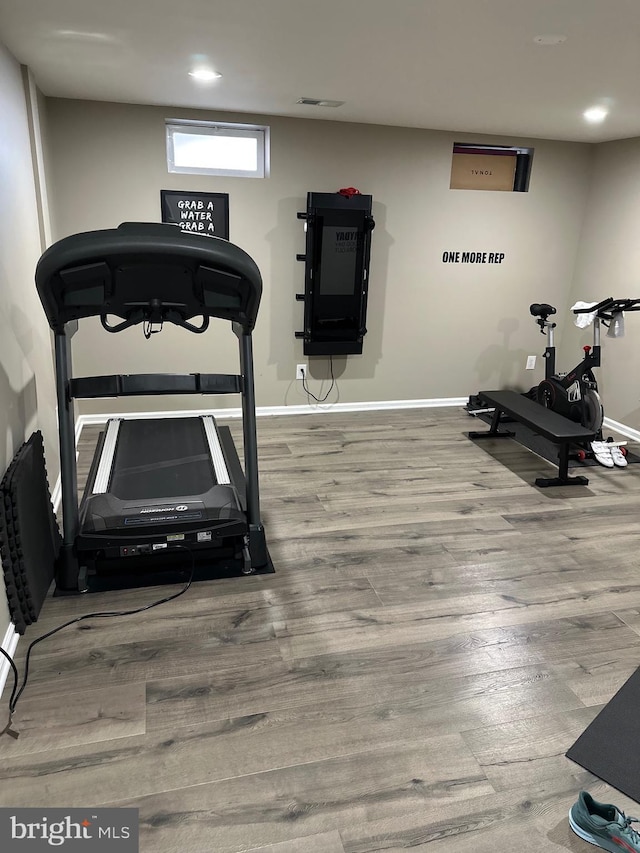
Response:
[526,355,536,370]
[296,363,306,380]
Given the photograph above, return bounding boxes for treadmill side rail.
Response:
[202,416,231,485]
[92,419,121,494]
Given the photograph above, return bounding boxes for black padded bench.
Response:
[468,389,597,487]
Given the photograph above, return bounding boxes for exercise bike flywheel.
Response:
[582,388,604,433]
[536,380,604,432]
[536,379,556,410]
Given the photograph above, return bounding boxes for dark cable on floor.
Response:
[0,544,195,739]
[302,355,335,403]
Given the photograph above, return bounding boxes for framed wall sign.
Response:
[160,190,229,239]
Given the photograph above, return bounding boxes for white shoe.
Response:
[591,441,614,467]
[610,445,628,467]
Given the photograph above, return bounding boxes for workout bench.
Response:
[468,389,597,487]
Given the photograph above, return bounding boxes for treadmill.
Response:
[36,222,270,592]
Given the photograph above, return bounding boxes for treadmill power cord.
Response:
[0,544,195,740]
[301,355,336,404]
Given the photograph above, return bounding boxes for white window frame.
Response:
[166,119,270,178]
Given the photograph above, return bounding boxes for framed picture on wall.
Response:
[160,190,229,239]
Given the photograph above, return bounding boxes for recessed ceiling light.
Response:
[533,34,567,45]
[189,69,222,82]
[583,106,609,124]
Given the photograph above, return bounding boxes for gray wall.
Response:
[0,44,58,641]
[566,138,640,429]
[44,98,593,415]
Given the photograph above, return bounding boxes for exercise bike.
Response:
[529,297,640,459]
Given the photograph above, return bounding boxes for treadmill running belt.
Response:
[109,418,216,500]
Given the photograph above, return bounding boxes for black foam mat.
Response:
[0,439,39,631]
[1,434,60,628]
[567,667,640,804]
[0,432,60,633]
[469,409,640,469]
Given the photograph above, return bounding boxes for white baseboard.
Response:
[75,396,468,426]
[603,417,640,444]
[51,477,62,515]
[0,622,19,700]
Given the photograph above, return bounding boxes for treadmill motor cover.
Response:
[82,487,244,533]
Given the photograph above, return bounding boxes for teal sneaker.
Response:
[569,791,640,852]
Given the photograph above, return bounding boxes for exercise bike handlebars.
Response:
[572,297,615,316]
[587,298,640,320]
[570,297,640,319]
[531,297,640,325]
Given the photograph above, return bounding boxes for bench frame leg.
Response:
[468,407,515,439]
[535,443,589,488]
[468,408,590,488]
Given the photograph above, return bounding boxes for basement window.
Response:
[166,119,270,178]
[450,143,534,192]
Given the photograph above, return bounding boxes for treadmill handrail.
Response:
[36,222,262,332]
[69,372,243,398]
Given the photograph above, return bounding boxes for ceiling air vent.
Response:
[297,98,345,108]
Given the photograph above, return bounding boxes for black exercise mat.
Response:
[0,432,60,633]
[469,408,640,469]
[567,667,640,803]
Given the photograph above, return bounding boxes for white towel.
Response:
[571,301,598,328]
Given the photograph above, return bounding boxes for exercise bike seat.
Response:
[530,303,556,319]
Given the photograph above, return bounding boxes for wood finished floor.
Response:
[2,406,640,852]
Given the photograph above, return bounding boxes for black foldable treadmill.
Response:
[36,222,270,592]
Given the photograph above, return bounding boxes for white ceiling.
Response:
[1,0,640,143]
